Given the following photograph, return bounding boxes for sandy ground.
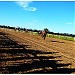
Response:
[0,28,75,74]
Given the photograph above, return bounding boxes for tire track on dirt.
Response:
[0,28,75,73]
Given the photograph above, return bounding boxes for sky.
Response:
[0,1,75,34]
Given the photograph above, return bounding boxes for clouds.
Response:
[16,1,36,11]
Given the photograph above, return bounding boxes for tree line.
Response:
[0,25,75,37]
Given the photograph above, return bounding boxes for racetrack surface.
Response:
[0,28,75,74]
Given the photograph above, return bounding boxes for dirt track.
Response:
[0,28,75,74]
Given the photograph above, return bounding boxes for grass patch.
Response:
[47,34,74,41]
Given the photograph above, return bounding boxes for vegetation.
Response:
[47,34,74,41]
[44,28,49,33]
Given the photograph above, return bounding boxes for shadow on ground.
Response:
[0,31,75,74]
[51,40,65,43]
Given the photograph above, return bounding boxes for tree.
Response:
[44,28,49,33]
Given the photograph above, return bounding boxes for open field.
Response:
[28,31,74,41]
[0,28,75,74]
